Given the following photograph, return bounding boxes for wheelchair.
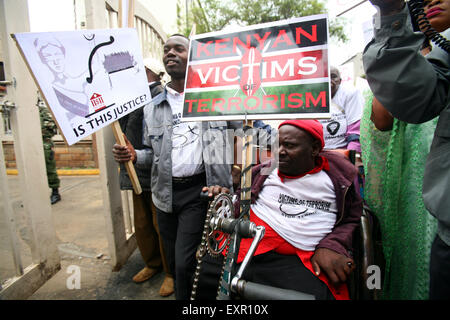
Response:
[191,150,384,300]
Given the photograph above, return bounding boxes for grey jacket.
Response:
[135,87,242,213]
[363,6,450,245]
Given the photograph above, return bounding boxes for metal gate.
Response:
[0,0,60,299]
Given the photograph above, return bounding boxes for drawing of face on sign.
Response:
[35,37,89,118]
[38,41,65,75]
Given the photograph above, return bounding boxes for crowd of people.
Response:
[105,0,449,300]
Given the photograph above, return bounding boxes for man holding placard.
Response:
[117,57,174,296]
[113,34,240,300]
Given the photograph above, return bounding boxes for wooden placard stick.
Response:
[239,119,253,219]
[113,0,141,195]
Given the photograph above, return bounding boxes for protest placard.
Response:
[14,28,150,146]
[183,14,331,121]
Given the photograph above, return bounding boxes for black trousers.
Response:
[195,251,335,300]
[156,178,207,300]
[429,234,450,300]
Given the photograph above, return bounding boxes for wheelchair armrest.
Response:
[353,205,377,300]
[360,208,374,280]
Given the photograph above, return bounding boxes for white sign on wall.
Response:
[14,28,151,145]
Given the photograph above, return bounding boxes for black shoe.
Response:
[50,193,61,204]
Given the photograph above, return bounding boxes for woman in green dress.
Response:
[360,92,437,299]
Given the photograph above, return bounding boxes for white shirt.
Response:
[166,86,204,177]
[319,85,363,149]
[251,168,337,251]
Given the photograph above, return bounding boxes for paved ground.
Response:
[0,174,174,300]
[29,247,170,300]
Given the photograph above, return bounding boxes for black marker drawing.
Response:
[103,51,137,88]
[86,36,115,83]
[20,28,149,146]
[84,103,115,118]
[83,34,95,41]
[279,204,308,217]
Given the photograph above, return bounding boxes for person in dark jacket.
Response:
[363,0,450,300]
[203,119,362,299]
[117,57,173,297]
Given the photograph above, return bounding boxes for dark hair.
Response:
[330,65,341,78]
[165,34,189,50]
[168,33,189,40]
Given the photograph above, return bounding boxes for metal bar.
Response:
[0,80,13,86]
[231,225,265,293]
[240,120,253,217]
[336,0,368,17]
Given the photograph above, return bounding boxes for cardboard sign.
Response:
[183,14,331,121]
[14,28,151,145]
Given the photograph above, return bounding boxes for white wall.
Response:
[28,0,76,32]
[138,0,178,35]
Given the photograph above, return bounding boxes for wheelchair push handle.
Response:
[199,190,214,202]
[235,280,315,300]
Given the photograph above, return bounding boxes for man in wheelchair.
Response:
[199,119,363,300]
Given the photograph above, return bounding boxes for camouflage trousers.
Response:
[44,145,60,189]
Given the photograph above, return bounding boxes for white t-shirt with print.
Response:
[319,85,363,149]
[166,86,204,178]
[251,168,337,251]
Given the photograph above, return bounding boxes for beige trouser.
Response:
[133,191,171,276]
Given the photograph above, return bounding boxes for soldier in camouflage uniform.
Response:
[38,98,61,204]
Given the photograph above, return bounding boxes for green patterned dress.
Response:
[360,92,437,300]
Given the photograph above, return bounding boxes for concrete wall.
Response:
[3,141,97,169]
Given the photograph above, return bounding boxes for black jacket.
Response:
[118,82,164,190]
